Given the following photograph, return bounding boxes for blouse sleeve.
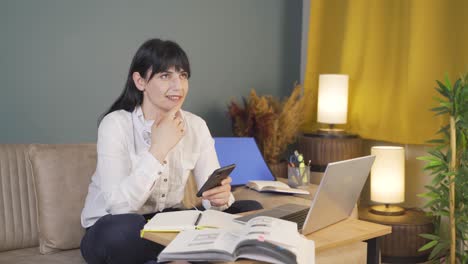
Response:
[192,121,235,211]
[96,114,165,214]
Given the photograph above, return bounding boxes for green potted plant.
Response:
[227,84,306,177]
[418,74,468,263]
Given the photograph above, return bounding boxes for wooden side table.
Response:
[359,207,434,263]
[298,133,363,172]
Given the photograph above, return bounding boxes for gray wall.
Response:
[0,0,302,143]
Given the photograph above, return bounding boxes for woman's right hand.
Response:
[149,107,185,163]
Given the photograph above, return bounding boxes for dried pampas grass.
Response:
[228,84,305,164]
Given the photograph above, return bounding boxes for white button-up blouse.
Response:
[81,106,235,228]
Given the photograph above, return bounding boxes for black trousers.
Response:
[80,200,263,264]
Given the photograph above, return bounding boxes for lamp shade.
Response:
[317,74,349,124]
[370,146,405,204]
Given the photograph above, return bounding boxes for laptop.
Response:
[235,155,375,235]
[214,137,275,186]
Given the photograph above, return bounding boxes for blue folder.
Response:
[214,137,275,186]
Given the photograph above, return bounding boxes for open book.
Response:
[157,216,315,264]
[141,210,242,233]
[247,180,310,195]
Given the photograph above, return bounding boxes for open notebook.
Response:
[141,210,242,234]
[246,180,309,195]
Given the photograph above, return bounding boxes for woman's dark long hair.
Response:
[100,39,191,123]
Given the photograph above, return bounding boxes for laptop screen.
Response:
[214,137,275,186]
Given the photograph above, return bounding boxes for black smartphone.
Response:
[196,164,236,197]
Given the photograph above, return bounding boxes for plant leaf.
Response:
[419,192,440,199]
[418,156,441,162]
[419,240,438,252]
[428,149,446,160]
[436,124,450,135]
[428,241,448,260]
[436,80,450,98]
[444,74,452,90]
[435,109,449,116]
[419,234,440,241]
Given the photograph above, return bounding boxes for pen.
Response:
[194,212,202,226]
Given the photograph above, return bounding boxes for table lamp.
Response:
[299,74,361,174]
[370,146,406,216]
[317,74,349,133]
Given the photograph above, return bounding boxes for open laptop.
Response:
[235,155,375,235]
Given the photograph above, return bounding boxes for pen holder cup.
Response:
[288,166,310,188]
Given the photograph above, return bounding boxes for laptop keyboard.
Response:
[279,208,309,230]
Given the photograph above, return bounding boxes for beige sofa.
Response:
[0,144,366,264]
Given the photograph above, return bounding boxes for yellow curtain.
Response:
[302,0,468,144]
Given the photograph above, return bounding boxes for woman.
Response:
[80,39,261,264]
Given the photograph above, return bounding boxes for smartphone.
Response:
[196,164,236,197]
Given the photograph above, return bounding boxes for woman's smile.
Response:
[166,95,183,102]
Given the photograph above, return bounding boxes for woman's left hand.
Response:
[202,176,232,207]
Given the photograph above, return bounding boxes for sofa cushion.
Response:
[29,144,96,254]
[0,247,85,264]
[0,144,39,252]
